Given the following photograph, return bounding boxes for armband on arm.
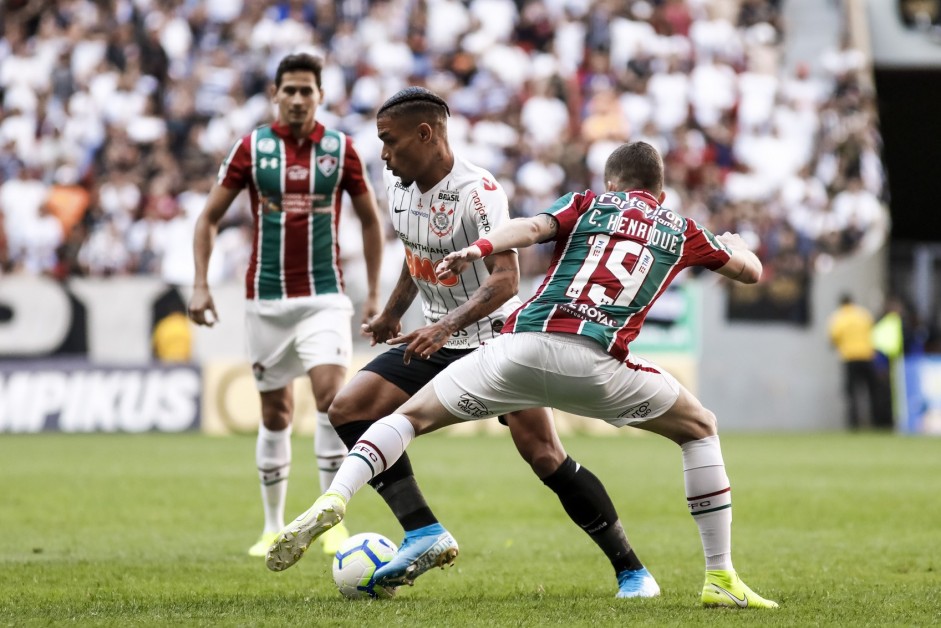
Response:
[470,238,494,257]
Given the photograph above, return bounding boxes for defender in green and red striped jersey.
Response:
[189,53,383,559]
[500,187,731,363]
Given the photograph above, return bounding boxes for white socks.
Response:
[314,411,346,493]
[682,435,733,571]
[257,423,291,534]
[329,414,416,501]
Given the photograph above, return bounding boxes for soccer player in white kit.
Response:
[270,141,779,608]
[269,88,659,599]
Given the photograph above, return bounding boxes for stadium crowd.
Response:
[0,0,887,296]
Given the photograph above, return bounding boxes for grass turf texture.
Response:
[1,431,940,626]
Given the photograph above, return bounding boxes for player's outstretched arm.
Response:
[435,214,558,280]
[714,232,762,284]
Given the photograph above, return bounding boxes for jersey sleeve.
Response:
[339,136,369,197]
[682,218,733,270]
[540,190,595,241]
[217,136,252,190]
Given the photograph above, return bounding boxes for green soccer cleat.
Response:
[265,492,347,572]
[701,570,779,609]
[248,531,280,557]
[319,520,350,555]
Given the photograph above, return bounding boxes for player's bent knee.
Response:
[699,408,718,435]
[525,448,565,478]
[327,394,356,427]
[675,408,718,442]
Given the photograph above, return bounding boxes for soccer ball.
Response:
[332,532,399,599]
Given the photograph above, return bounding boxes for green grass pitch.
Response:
[2,431,940,626]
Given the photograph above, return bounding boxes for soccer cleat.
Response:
[265,492,346,572]
[248,531,280,557]
[372,523,459,586]
[615,567,661,598]
[319,520,350,555]
[701,570,779,609]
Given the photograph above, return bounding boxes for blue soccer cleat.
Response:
[373,523,459,586]
[616,567,661,598]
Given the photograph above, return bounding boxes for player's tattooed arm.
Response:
[362,261,418,345]
[435,251,518,336]
[384,261,420,319]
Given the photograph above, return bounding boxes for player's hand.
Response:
[361,312,401,346]
[188,287,219,327]
[387,323,450,364]
[717,232,749,251]
[435,246,482,281]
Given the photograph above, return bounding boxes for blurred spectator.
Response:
[0,0,887,324]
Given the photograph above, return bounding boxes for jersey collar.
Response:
[625,189,661,206]
[271,120,326,144]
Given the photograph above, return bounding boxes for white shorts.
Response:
[245,294,353,392]
[432,332,680,427]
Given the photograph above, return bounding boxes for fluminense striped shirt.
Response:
[218,121,369,300]
[504,190,732,362]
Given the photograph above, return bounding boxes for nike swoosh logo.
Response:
[393,207,408,213]
[711,584,748,607]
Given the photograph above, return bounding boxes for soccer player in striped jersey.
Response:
[268,88,659,600]
[188,53,383,558]
[272,141,779,608]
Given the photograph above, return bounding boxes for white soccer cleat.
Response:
[265,492,346,572]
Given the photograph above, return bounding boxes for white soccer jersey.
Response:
[384,154,521,349]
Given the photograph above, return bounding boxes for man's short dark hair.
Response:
[275,53,323,89]
[604,141,664,195]
[376,86,450,122]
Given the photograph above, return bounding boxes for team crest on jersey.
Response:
[317,154,338,177]
[286,164,309,181]
[320,136,340,152]
[430,204,455,236]
[257,138,277,154]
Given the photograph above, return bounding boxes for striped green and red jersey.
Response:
[503,190,732,362]
[217,121,369,300]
